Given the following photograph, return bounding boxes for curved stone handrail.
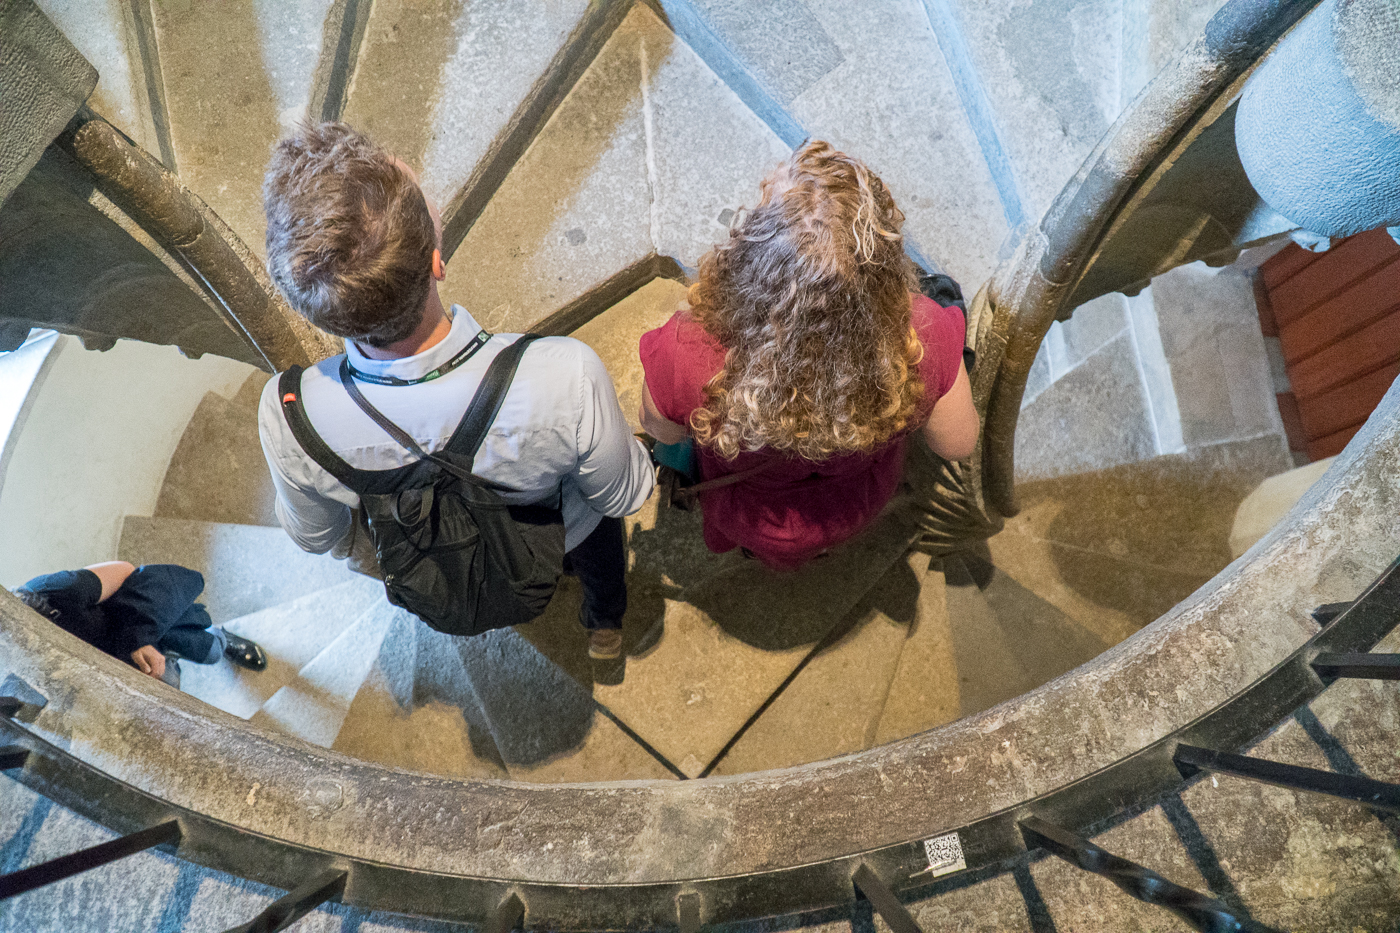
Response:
[1,0,1390,929]
[972,0,1322,519]
[55,110,340,372]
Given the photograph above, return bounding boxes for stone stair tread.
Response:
[150,1,307,253]
[117,515,358,625]
[939,554,1042,717]
[249,596,403,747]
[448,3,786,334]
[344,0,595,218]
[956,551,1113,703]
[777,0,1012,285]
[449,626,675,782]
[872,557,961,746]
[708,552,926,776]
[178,576,384,719]
[153,372,277,528]
[583,511,920,776]
[571,277,690,434]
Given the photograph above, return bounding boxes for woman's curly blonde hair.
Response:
[688,141,924,461]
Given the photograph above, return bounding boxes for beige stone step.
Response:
[449,2,786,335]
[153,372,277,528]
[178,576,383,719]
[708,552,927,776]
[249,596,402,747]
[117,516,359,625]
[560,510,920,778]
[872,557,961,746]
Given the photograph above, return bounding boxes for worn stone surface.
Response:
[590,513,917,775]
[346,0,588,213]
[941,0,1123,224]
[1009,434,1293,581]
[154,373,276,527]
[571,277,688,433]
[447,6,653,333]
[179,577,381,720]
[982,531,1145,645]
[1229,456,1337,559]
[709,554,921,775]
[1014,332,1156,482]
[641,6,791,271]
[872,558,960,746]
[790,0,1009,285]
[117,516,357,624]
[151,0,283,253]
[944,553,1111,717]
[1150,263,1283,448]
[250,597,402,746]
[34,0,160,156]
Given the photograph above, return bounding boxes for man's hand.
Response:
[130,645,166,680]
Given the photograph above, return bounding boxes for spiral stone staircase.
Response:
[2,0,1400,931]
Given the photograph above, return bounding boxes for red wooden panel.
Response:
[1270,228,1400,327]
[1277,255,1400,365]
[1253,272,1278,337]
[1295,359,1400,441]
[1275,391,1307,453]
[1288,311,1400,401]
[1308,423,1362,460]
[1260,241,1321,291]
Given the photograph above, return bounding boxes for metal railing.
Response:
[2,551,1398,931]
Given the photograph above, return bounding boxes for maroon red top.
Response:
[639,295,966,568]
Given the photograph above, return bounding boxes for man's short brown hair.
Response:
[264,122,435,347]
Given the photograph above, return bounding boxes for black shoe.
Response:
[223,631,268,671]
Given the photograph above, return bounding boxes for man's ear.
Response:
[432,249,446,281]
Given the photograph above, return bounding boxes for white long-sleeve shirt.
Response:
[257,305,655,553]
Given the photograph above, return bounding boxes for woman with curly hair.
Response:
[638,141,978,569]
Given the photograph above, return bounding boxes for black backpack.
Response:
[278,334,566,637]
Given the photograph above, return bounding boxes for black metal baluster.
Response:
[1311,602,1353,625]
[1175,744,1400,812]
[1311,653,1400,680]
[485,891,525,933]
[0,820,181,900]
[1018,816,1278,933]
[676,891,703,933]
[222,868,347,933]
[0,746,28,770]
[852,863,924,933]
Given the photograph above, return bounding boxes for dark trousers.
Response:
[157,603,220,662]
[565,516,627,631]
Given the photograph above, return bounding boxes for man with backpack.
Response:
[256,122,654,659]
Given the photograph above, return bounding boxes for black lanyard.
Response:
[344,330,491,386]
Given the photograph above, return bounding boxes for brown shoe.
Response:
[588,629,623,660]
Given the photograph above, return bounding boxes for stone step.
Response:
[654,0,1012,287]
[178,576,383,719]
[153,372,277,528]
[872,557,961,745]
[448,2,786,335]
[538,509,921,778]
[332,617,512,780]
[117,516,358,625]
[708,552,932,776]
[249,596,403,747]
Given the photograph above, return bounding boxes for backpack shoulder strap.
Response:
[444,334,545,458]
[279,365,369,492]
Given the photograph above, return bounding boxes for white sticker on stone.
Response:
[922,833,965,877]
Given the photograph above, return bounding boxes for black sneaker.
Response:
[223,631,268,671]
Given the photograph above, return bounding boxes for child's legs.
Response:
[156,603,224,663]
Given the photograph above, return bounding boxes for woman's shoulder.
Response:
[639,305,727,419]
[910,293,967,400]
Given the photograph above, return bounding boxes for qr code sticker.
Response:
[922,833,966,877]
